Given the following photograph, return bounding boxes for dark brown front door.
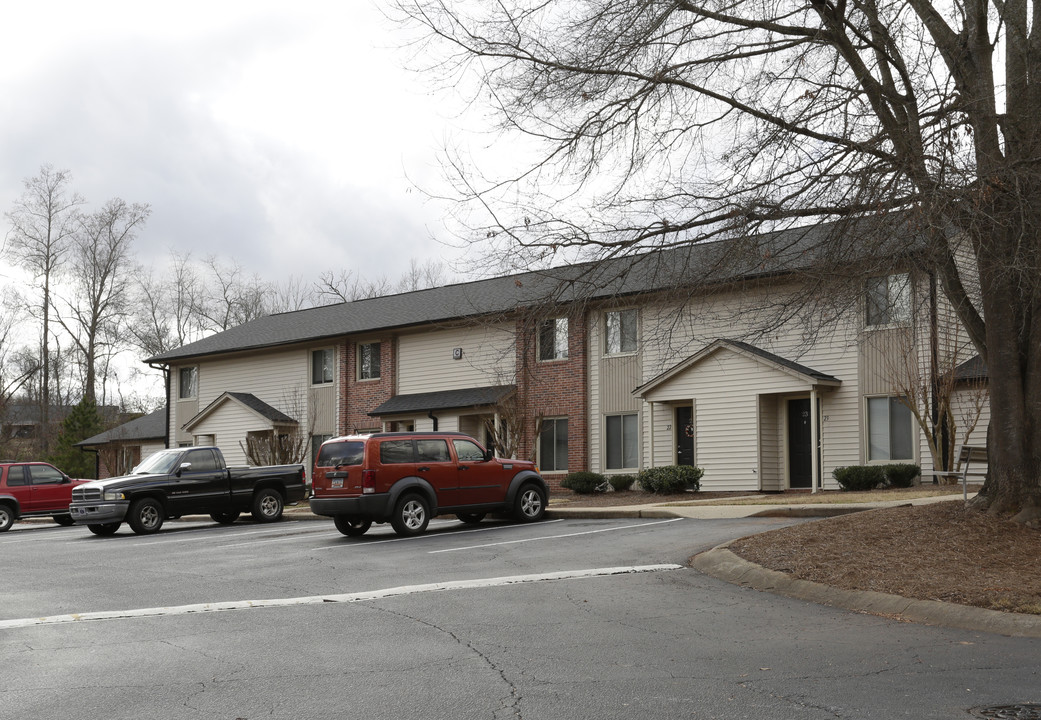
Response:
[787,399,813,489]
[676,406,695,466]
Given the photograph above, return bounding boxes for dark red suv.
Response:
[309,432,548,537]
[0,462,92,531]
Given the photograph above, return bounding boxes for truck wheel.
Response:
[210,511,240,525]
[513,484,546,523]
[251,489,284,523]
[88,522,120,536]
[0,503,14,533]
[456,513,485,525]
[391,493,430,536]
[127,498,165,535]
[334,515,372,537]
[53,514,76,526]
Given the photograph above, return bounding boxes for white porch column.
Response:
[810,387,820,493]
[647,401,655,469]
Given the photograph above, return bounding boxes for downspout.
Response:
[427,410,438,431]
[149,362,171,449]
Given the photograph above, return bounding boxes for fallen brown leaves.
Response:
[728,503,1041,615]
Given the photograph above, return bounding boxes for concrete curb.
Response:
[692,544,1041,639]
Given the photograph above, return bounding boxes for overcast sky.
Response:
[0,1,469,286]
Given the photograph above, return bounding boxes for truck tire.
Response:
[334,515,372,537]
[0,503,13,533]
[391,492,430,536]
[513,483,546,523]
[88,522,120,536]
[251,489,284,523]
[127,498,165,535]
[53,514,75,526]
[210,511,240,525]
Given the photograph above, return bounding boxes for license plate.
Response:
[331,479,343,488]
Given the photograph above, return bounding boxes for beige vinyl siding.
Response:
[398,323,515,394]
[758,395,781,491]
[310,385,336,435]
[187,402,279,467]
[140,442,166,461]
[601,355,641,413]
[638,281,863,489]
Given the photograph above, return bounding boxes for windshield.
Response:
[132,450,184,475]
[316,441,364,468]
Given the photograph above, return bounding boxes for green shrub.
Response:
[832,465,885,491]
[608,474,637,492]
[883,463,921,488]
[561,471,607,494]
[636,465,703,493]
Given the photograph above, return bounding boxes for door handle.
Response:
[417,466,430,472]
[459,466,470,470]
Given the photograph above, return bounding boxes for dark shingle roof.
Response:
[724,340,841,383]
[369,385,515,416]
[146,214,918,364]
[76,409,166,447]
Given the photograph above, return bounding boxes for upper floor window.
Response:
[605,309,638,355]
[538,317,569,361]
[312,348,335,385]
[867,396,914,461]
[866,273,911,327]
[178,366,198,399]
[358,342,381,380]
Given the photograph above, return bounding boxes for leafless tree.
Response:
[197,256,271,332]
[314,269,393,304]
[54,198,150,404]
[396,0,1041,522]
[4,165,84,451]
[129,251,206,358]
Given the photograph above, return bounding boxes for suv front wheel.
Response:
[391,493,430,536]
[513,483,546,523]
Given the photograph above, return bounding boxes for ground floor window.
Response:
[310,434,332,469]
[867,396,914,461]
[605,413,639,470]
[538,418,568,472]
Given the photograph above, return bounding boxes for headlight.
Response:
[103,490,126,501]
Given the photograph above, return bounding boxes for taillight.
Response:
[362,469,376,494]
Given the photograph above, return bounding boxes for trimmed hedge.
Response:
[832,465,885,491]
[637,465,703,493]
[884,463,921,488]
[608,474,637,492]
[832,463,921,491]
[561,471,607,494]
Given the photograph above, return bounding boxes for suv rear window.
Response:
[316,441,365,468]
[379,440,415,464]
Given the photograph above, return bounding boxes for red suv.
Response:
[0,462,92,532]
[309,432,548,537]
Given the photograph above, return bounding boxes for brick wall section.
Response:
[339,337,396,435]
[514,310,589,492]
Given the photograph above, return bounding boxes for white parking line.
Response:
[428,518,684,554]
[0,564,683,630]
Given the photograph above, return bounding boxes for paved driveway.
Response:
[2,515,1038,719]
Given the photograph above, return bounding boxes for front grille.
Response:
[72,487,102,502]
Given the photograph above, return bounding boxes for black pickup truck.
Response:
[69,446,306,535]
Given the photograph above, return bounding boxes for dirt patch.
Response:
[727,503,1041,615]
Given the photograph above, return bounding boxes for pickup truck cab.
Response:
[0,462,92,532]
[309,432,548,537]
[69,446,307,536]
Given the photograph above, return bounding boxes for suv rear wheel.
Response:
[513,483,546,523]
[391,493,430,536]
[0,503,13,533]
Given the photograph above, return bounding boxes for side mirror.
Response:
[177,461,192,476]
[483,448,495,462]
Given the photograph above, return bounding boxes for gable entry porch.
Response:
[633,340,842,492]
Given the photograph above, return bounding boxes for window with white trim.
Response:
[605,413,639,469]
[605,309,638,354]
[538,318,569,361]
[866,273,911,327]
[358,342,381,380]
[538,418,568,471]
[867,396,914,461]
[311,349,334,385]
[178,366,198,399]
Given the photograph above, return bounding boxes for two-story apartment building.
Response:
[143,220,989,491]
